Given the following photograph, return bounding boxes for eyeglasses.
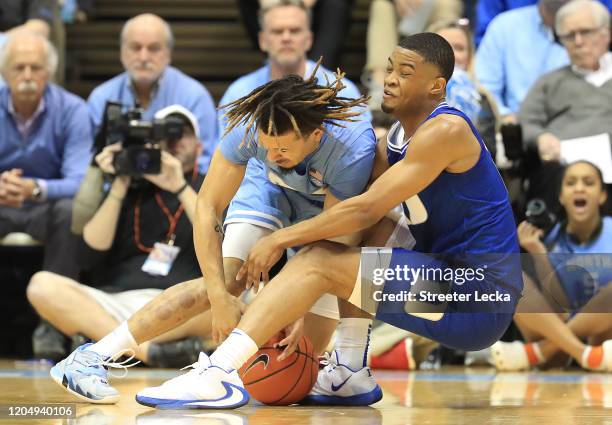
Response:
[558,26,605,43]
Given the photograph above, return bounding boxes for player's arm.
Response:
[368,135,391,185]
[239,117,480,284]
[194,149,246,340]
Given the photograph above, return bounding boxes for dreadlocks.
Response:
[220,61,369,147]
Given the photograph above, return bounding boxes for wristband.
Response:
[174,182,189,196]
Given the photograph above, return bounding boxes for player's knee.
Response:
[226,277,246,297]
[27,271,63,308]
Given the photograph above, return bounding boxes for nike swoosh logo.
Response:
[242,354,269,376]
[331,376,351,392]
[184,381,249,408]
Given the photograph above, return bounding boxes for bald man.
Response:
[87,14,218,173]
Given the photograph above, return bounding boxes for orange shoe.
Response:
[370,338,416,370]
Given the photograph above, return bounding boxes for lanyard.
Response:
[134,191,184,253]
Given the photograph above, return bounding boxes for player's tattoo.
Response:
[214,224,224,234]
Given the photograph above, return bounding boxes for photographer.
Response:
[26,105,209,367]
[492,161,612,371]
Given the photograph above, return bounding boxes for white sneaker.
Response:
[135,352,249,409]
[491,341,530,371]
[50,343,136,404]
[300,351,382,406]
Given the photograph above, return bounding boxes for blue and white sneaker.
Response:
[50,343,137,404]
[136,352,249,410]
[300,351,383,406]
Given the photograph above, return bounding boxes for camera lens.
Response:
[134,150,151,172]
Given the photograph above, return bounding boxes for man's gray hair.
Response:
[120,14,175,50]
[0,33,58,77]
[258,0,312,30]
[555,0,611,34]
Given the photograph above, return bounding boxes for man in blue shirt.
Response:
[0,32,92,278]
[218,0,369,135]
[87,14,217,174]
[476,0,612,46]
[475,0,571,120]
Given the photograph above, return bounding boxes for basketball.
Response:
[238,334,319,405]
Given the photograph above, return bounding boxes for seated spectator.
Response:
[519,0,612,212]
[236,0,353,70]
[492,161,612,371]
[475,0,612,46]
[87,14,217,174]
[476,0,535,46]
[476,0,571,122]
[219,0,368,130]
[27,105,209,368]
[429,19,499,157]
[0,32,92,279]
[363,0,462,110]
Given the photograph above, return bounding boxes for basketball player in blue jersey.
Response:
[48,67,378,405]
[131,33,526,410]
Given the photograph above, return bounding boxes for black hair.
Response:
[220,61,368,146]
[555,160,608,227]
[398,32,455,82]
[560,160,606,195]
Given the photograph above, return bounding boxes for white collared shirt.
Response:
[572,52,612,87]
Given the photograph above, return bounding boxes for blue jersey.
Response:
[221,119,376,202]
[544,217,612,312]
[386,102,519,256]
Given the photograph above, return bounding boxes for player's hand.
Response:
[537,133,561,162]
[143,151,186,193]
[237,234,284,291]
[210,293,246,343]
[95,143,123,174]
[275,317,305,361]
[517,221,547,254]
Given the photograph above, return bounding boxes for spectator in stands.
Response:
[27,105,209,367]
[429,19,499,157]
[0,32,91,279]
[492,161,612,372]
[87,14,217,173]
[475,0,571,122]
[362,0,462,110]
[475,0,612,46]
[219,0,368,131]
[0,0,55,39]
[236,0,353,70]
[519,0,612,212]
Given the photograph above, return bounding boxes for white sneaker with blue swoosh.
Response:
[135,352,249,409]
[300,350,383,405]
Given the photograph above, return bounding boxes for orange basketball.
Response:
[239,334,319,405]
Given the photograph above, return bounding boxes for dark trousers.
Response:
[0,198,80,279]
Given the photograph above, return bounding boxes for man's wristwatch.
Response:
[31,180,42,200]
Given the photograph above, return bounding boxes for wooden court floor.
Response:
[0,360,610,425]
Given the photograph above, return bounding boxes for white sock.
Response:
[210,328,258,372]
[334,318,372,370]
[89,321,138,360]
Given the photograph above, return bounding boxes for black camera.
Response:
[102,102,184,176]
[525,198,557,235]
